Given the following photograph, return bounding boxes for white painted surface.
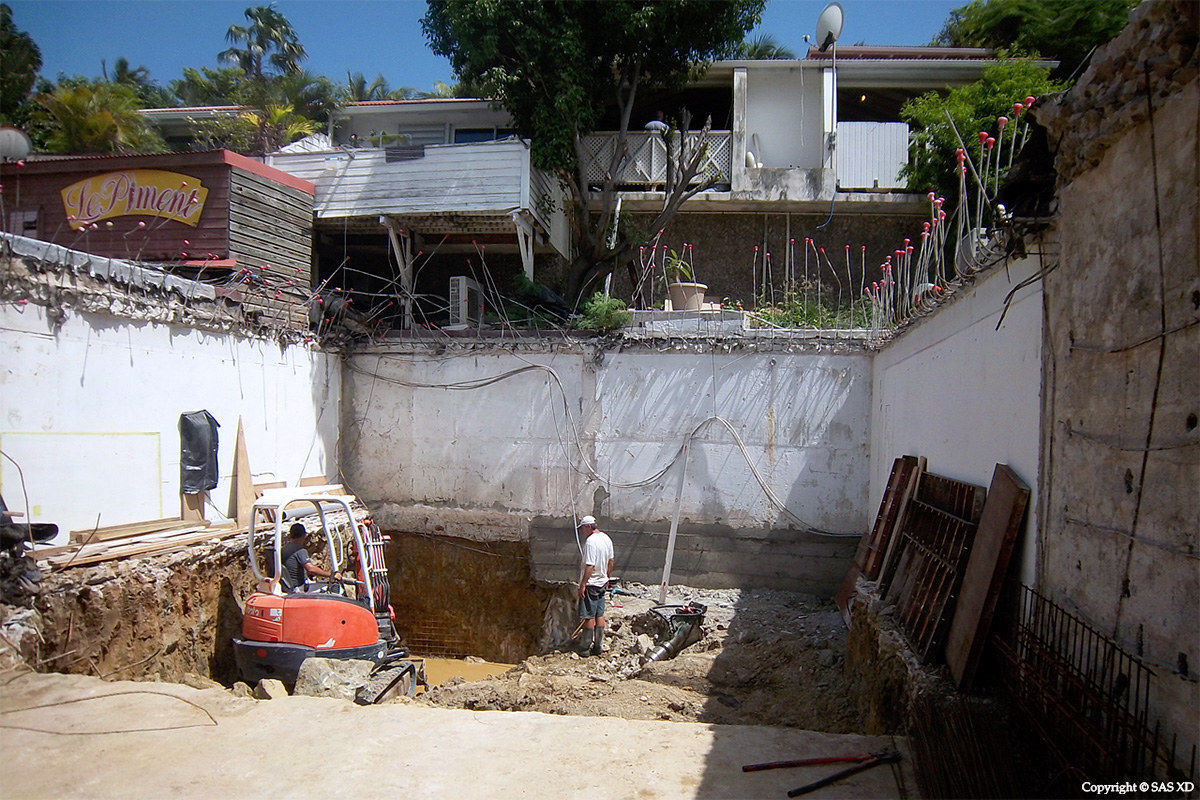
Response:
[836,122,909,189]
[0,304,340,543]
[269,140,529,219]
[342,349,872,535]
[870,256,1043,583]
[744,65,825,170]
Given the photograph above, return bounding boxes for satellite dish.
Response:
[0,126,32,162]
[815,2,844,52]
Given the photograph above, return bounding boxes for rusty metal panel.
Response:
[835,454,919,625]
[945,464,1030,688]
[883,470,986,663]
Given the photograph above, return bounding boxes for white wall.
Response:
[744,65,825,170]
[870,256,1043,583]
[342,348,872,535]
[0,304,340,543]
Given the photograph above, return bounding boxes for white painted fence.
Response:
[836,121,910,189]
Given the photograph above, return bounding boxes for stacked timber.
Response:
[32,519,244,570]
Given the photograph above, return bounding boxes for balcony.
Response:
[579,130,733,188]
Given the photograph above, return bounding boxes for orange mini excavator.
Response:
[233,489,423,702]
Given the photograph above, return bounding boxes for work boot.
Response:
[590,626,605,656]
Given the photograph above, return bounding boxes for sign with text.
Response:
[61,169,208,229]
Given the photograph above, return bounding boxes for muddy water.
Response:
[419,657,515,688]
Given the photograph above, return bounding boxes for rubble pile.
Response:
[420,583,867,732]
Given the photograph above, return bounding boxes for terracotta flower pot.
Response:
[667,281,707,311]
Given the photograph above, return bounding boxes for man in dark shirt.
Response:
[279,522,339,591]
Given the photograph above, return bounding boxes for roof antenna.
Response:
[814,2,844,228]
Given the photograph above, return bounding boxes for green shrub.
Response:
[573,293,631,331]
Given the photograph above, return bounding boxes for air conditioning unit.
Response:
[447,275,484,329]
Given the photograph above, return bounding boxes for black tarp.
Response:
[179,411,219,493]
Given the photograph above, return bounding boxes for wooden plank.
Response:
[69,517,201,545]
[945,464,1030,688]
[181,491,206,522]
[228,417,254,527]
[298,476,329,486]
[253,480,286,496]
[44,525,243,569]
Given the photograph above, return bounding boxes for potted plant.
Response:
[663,249,707,311]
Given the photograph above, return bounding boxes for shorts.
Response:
[579,585,606,619]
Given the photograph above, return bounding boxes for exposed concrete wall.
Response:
[744,65,825,170]
[341,345,872,592]
[0,303,340,543]
[1034,0,1198,761]
[870,254,1045,584]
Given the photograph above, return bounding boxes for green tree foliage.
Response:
[0,2,42,126]
[219,4,307,81]
[736,33,796,59]
[900,56,1065,208]
[190,103,317,155]
[104,57,175,107]
[167,5,335,154]
[935,0,1135,81]
[342,71,418,102]
[423,0,763,302]
[171,66,251,107]
[34,81,167,154]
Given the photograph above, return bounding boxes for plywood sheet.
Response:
[945,463,1030,688]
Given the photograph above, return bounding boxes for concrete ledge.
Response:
[369,502,531,542]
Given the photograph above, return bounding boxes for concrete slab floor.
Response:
[2,672,916,799]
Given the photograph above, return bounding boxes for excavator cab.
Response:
[233,489,419,699]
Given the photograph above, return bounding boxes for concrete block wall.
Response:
[0,303,340,543]
[341,346,872,593]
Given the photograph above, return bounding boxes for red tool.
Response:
[742,751,888,772]
[787,751,901,797]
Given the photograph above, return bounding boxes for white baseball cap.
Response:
[577,515,597,527]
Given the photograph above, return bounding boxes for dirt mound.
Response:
[419,584,867,732]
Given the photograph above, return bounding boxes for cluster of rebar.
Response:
[992,584,1197,785]
[862,94,1042,339]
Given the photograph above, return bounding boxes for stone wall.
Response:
[1035,0,1198,762]
[612,211,925,309]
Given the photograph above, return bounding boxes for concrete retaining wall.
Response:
[341,346,872,593]
[1035,0,1198,758]
[869,254,1045,585]
[0,303,340,543]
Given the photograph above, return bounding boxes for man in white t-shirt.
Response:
[576,515,614,656]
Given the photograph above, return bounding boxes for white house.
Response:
[144,47,1009,323]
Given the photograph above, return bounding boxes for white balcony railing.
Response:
[580,130,732,187]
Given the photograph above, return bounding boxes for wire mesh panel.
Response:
[993,585,1197,785]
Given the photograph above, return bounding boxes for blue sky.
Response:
[11,0,961,98]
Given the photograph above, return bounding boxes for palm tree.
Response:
[342,71,419,102]
[240,103,317,154]
[219,4,306,81]
[737,33,796,59]
[35,81,166,153]
[104,57,174,107]
[0,2,42,125]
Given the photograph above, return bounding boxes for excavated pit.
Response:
[10,530,873,736]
